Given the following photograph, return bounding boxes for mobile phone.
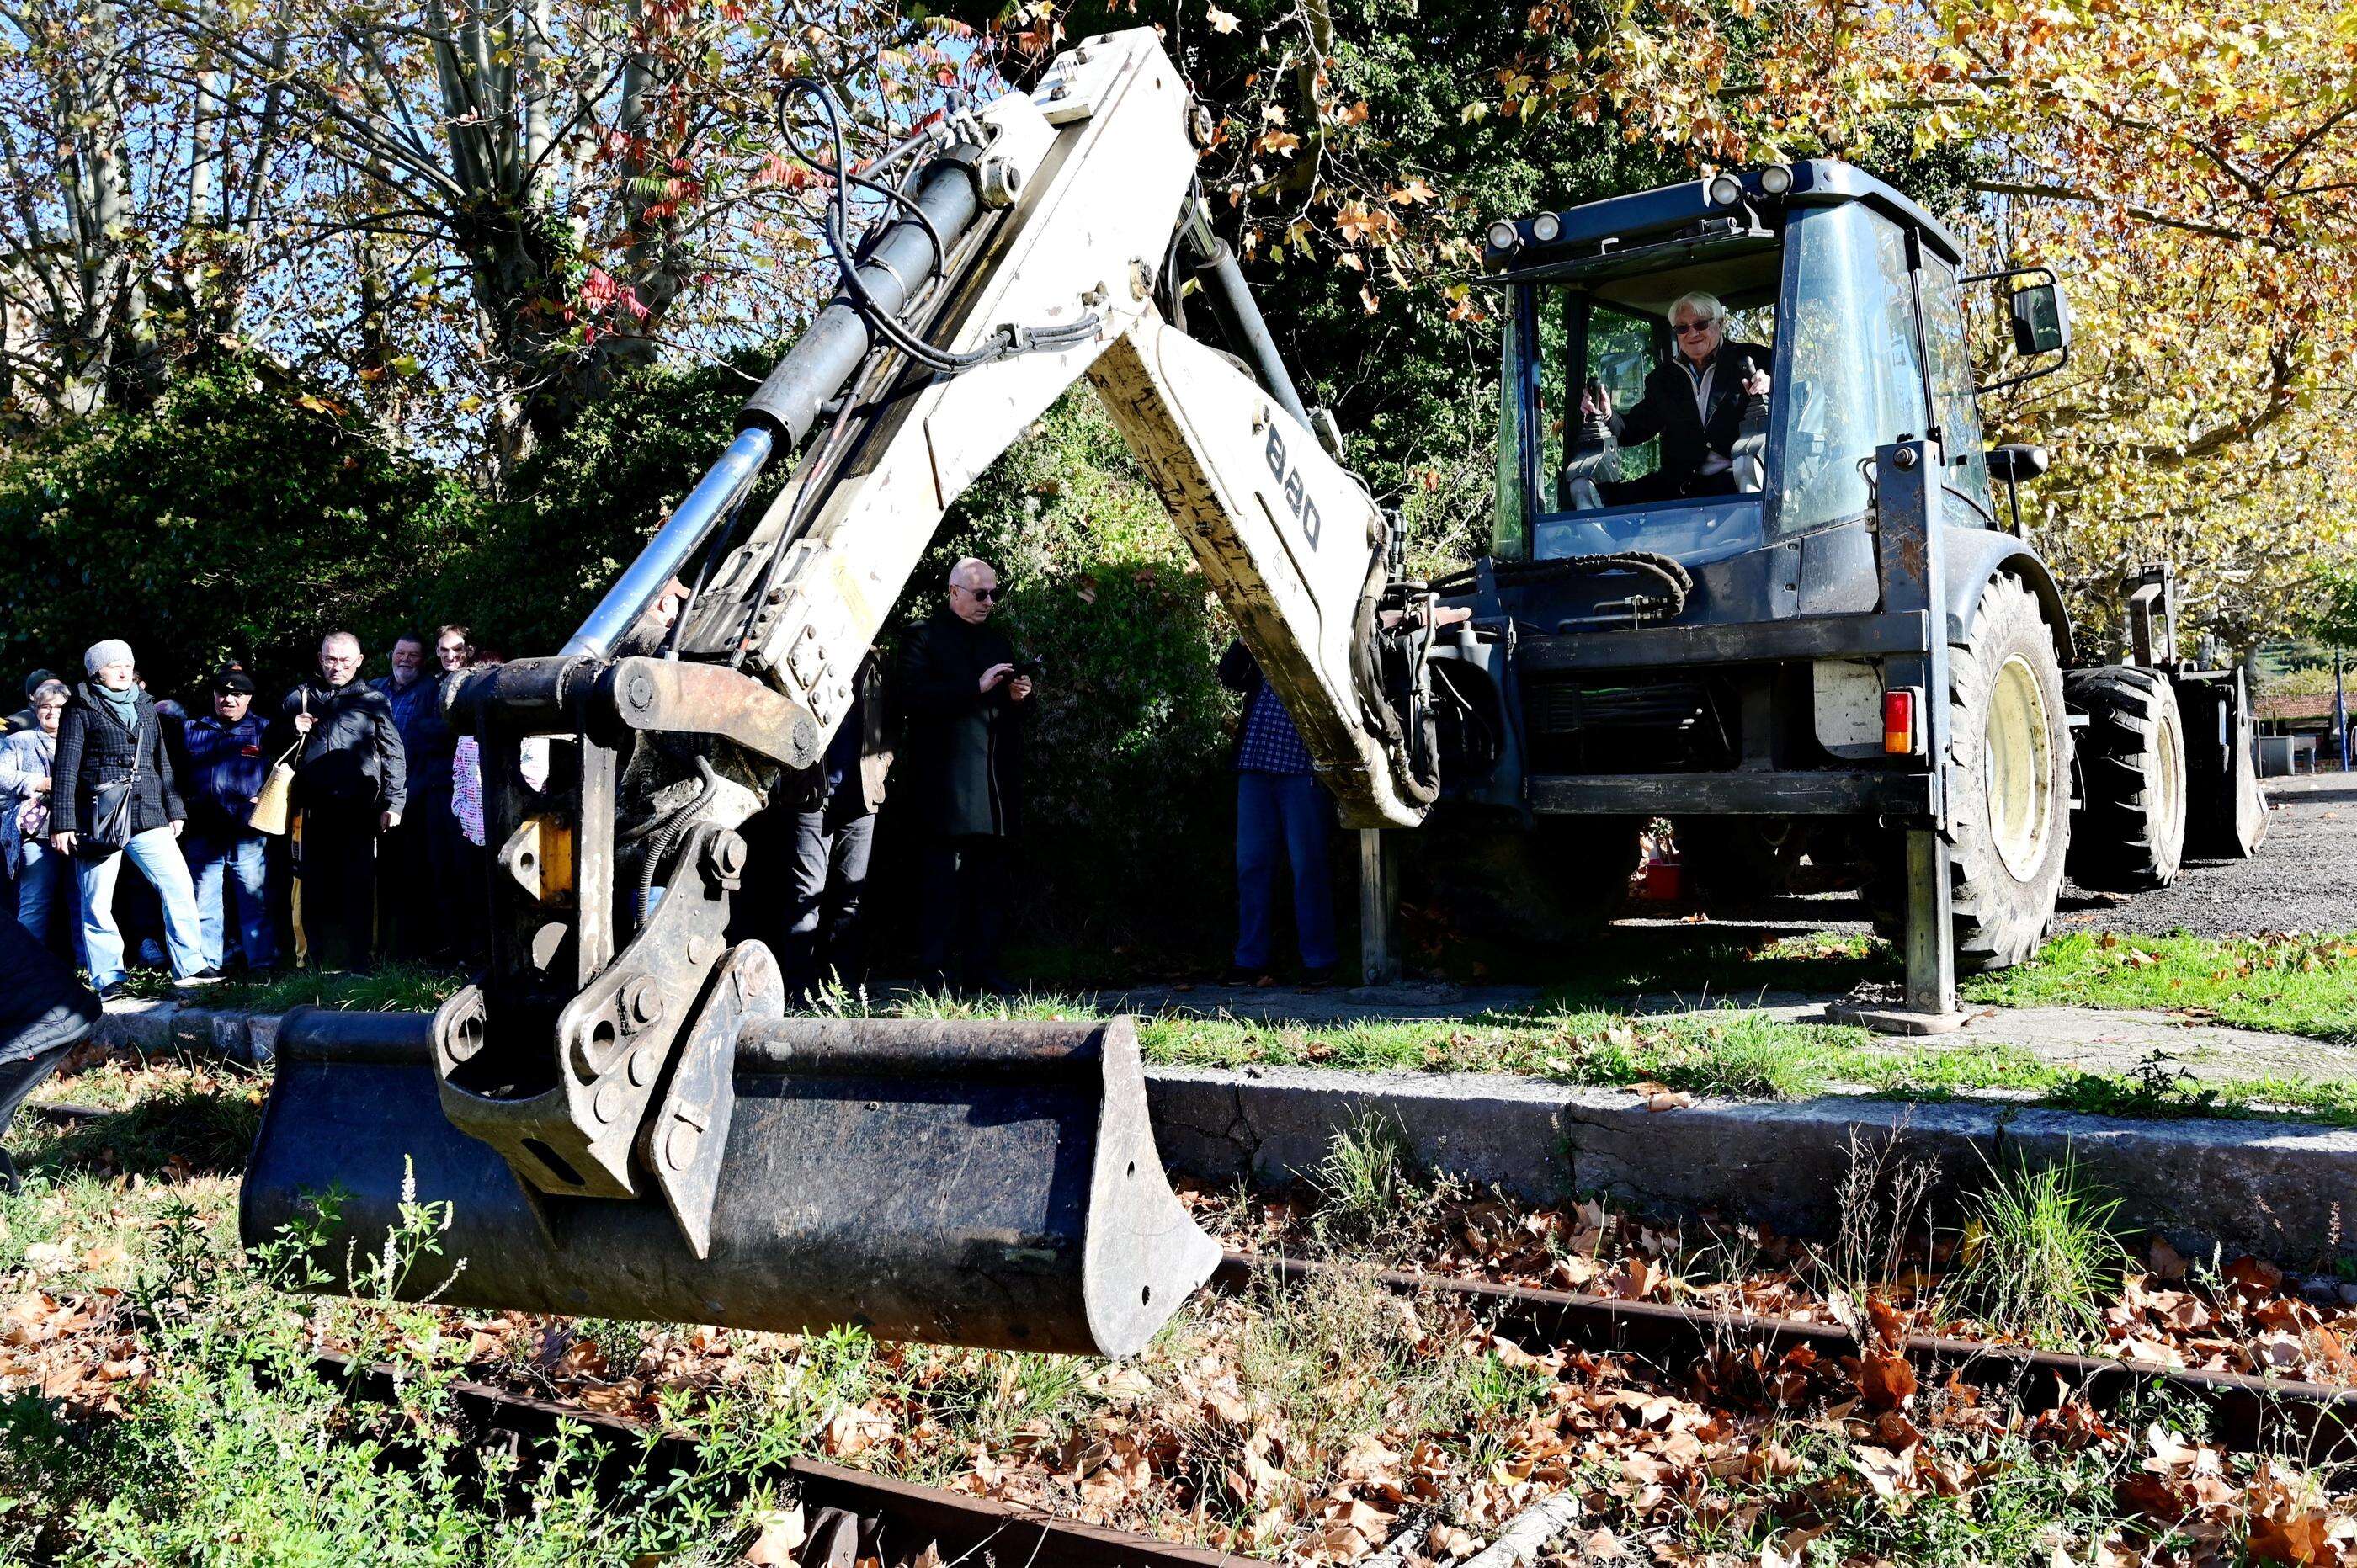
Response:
[1010,658,1044,678]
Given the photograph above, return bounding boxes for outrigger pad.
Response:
[242,1007,1220,1357]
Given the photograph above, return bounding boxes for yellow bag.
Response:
[248,751,298,837]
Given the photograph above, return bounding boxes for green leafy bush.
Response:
[0,363,480,697]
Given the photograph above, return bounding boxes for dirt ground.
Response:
[2054,771,2357,938]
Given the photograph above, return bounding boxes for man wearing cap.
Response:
[178,666,278,975]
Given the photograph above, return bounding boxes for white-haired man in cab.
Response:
[1579,290,1772,504]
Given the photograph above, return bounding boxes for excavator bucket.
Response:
[241,991,1219,1358]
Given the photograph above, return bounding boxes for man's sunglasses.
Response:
[1673,320,1715,336]
[960,585,1001,602]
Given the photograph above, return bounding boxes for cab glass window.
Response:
[1919,255,1995,522]
[1772,201,1929,535]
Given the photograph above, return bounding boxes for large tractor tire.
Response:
[2179,672,2270,859]
[1678,816,1810,905]
[2065,667,2188,890]
[1403,813,1643,947]
[1865,574,2072,972]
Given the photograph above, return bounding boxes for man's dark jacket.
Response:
[276,678,407,813]
[1611,340,1771,488]
[797,652,895,816]
[178,713,270,832]
[897,611,1024,838]
[371,672,456,799]
[50,683,188,843]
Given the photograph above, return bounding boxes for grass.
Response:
[0,1137,785,1565]
[666,976,2357,1125]
[1945,1151,2133,1349]
[117,960,466,1015]
[1965,930,2357,1045]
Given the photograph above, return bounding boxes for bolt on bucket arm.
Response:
[240,28,1434,1356]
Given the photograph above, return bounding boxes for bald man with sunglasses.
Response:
[898,556,1034,994]
[1578,290,1772,505]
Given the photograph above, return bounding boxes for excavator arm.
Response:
[240,29,1439,1358]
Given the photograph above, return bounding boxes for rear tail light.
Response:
[1883,687,1923,756]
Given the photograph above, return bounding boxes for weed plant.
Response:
[1944,1150,2131,1348]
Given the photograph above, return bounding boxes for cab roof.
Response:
[1481,160,1967,274]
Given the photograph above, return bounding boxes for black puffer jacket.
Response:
[50,683,188,844]
[276,678,407,812]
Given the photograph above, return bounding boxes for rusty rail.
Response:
[1215,1252,2357,1460]
[312,1352,1242,1568]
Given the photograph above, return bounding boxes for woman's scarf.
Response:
[92,682,141,733]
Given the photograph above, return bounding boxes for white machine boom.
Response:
[239,29,1440,1360]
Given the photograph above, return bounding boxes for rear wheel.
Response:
[1865,574,2071,971]
[2066,667,2187,890]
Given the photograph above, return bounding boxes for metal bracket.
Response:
[642,940,783,1257]
[433,821,747,1202]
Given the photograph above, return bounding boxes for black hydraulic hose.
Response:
[1177,205,1312,431]
[633,757,722,922]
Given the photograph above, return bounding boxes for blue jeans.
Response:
[15,840,71,952]
[77,827,206,985]
[185,828,276,971]
[1234,771,1337,971]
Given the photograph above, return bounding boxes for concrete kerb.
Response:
[90,1005,2357,1264]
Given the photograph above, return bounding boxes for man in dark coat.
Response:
[370,630,460,961]
[782,650,893,997]
[1582,290,1772,505]
[48,639,211,995]
[278,630,406,972]
[898,557,1031,993]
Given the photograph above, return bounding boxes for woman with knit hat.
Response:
[47,640,212,999]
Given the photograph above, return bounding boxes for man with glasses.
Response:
[1578,290,1771,504]
[279,630,406,972]
[899,557,1033,995]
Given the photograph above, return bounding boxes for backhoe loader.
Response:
[243,29,1445,1358]
[242,31,2267,1353]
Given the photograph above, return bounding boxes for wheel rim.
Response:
[2154,701,2184,851]
[1983,653,2056,880]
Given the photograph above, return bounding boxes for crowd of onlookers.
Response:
[0,553,1354,1007]
[0,625,493,1000]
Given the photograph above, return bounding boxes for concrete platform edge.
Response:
[88,1007,2357,1262]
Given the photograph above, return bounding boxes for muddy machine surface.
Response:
[243,30,1450,1356]
[1423,164,2265,1025]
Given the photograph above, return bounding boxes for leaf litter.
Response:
[15,1058,2357,1565]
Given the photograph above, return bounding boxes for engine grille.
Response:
[1529,678,1709,737]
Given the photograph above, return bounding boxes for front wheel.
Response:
[1865,574,2071,972]
[2066,667,2187,890]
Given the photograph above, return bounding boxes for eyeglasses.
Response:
[960,585,1000,602]
[1673,320,1715,337]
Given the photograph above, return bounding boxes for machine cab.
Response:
[1485,162,1998,600]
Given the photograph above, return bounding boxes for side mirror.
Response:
[2009,283,2070,357]
[1986,444,2051,485]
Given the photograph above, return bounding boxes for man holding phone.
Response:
[898,556,1033,994]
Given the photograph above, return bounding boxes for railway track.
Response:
[33,1092,2357,1464]
[1214,1253,2357,1462]
[314,1350,1238,1568]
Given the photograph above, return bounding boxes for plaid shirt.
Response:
[451,736,485,845]
[1237,684,1316,776]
